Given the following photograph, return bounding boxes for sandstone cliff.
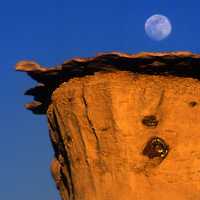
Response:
[16,52,200,200]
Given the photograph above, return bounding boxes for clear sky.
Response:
[1,0,200,199]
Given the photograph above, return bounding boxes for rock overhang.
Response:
[16,51,200,114]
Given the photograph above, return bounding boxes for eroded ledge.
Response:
[16,51,200,114]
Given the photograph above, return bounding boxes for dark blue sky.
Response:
[1,0,200,199]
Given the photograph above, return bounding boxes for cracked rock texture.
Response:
[17,52,200,200]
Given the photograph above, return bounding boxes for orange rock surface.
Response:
[17,52,200,200]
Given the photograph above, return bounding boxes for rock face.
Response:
[17,52,200,200]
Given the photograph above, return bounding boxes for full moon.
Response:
[145,14,172,41]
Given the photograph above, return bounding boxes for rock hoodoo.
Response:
[17,52,200,200]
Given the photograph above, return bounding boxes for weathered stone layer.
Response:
[16,51,200,114]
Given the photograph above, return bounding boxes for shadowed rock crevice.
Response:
[81,86,101,152]
[70,112,97,191]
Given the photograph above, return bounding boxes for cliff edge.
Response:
[16,51,200,200]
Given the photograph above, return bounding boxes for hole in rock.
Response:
[143,136,169,159]
[142,115,159,127]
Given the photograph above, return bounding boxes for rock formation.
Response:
[16,52,200,200]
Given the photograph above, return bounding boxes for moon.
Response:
[145,14,172,41]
